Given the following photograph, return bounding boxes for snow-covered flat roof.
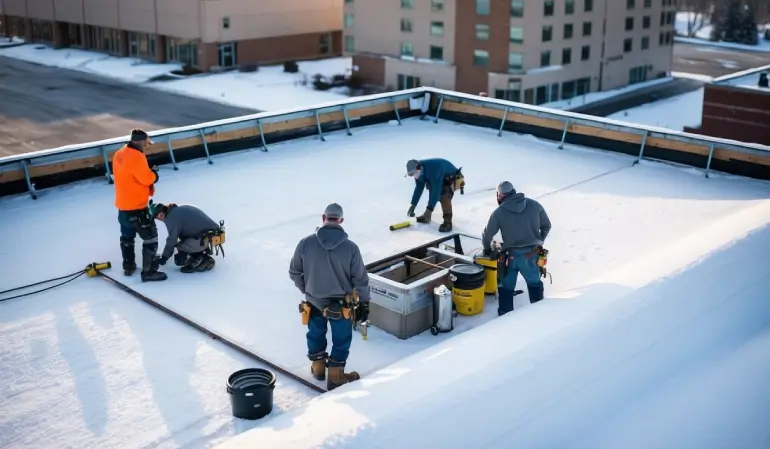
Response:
[2,118,770,449]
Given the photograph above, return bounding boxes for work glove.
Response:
[356,301,370,323]
[173,252,188,267]
[154,255,168,266]
[415,208,432,223]
[482,247,500,260]
[407,204,416,217]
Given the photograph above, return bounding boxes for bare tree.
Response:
[680,0,713,36]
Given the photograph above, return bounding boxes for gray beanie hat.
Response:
[406,159,420,176]
[496,181,516,196]
[324,202,343,220]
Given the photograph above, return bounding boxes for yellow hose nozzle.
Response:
[389,221,412,231]
[86,262,112,277]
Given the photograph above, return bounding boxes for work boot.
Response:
[196,254,216,272]
[309,352,328,381]
[497,287,515,316]
[173,251,188,267]
[438,194,453,233]
[180,253,204,274]
[528,284,544,304]
[326,359,360,391]
[438,215,453,233]
[120,238,136,276]
[140,244,167,282]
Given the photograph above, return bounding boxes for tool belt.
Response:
[299,292,361,325]
[498,245,552,284]
[199,220,226,257]
[445,168,465,195]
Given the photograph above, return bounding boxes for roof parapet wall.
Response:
[1,87,769,200]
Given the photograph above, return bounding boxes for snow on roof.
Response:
[712,64,770,90]
[2,119,770,449]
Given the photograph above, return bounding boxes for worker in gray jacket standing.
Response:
[289,203,371,391]
[481,181,552,316]
[150,202,223,273]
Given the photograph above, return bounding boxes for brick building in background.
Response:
[344,0,677,103]
[0,0,342,71]
[684,65,770,146]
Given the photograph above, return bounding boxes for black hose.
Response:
[0,270,86,303]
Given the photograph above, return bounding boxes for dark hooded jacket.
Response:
[481,192,552,252]
[289,223,371,310]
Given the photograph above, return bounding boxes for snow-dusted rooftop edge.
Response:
[711,63,770,90]
[2,93,770,448]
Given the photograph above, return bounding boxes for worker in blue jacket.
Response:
[405,158,465,233]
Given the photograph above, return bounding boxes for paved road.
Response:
[0,56,257,157]
[672,42,770,77]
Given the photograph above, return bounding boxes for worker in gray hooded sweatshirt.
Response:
[149,202,222,273]
[481,181,551,315]
[289,203,371,391]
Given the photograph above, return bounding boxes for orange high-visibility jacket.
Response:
[112,144,158,211]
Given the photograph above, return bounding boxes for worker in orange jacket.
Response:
[113,128,167,282]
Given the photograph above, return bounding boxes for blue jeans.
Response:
[118,210,136,240]
[498,248,544,315]
[306,305,353,367]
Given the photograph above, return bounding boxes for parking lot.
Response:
[673,42,770,77]
[0,56,257,157]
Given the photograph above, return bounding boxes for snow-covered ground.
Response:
[0,43,352,110]
[543,77,673,110]
[676,11,770,52]
[3,118,770,448]
[608,87,704,131]
[0,36,25,48]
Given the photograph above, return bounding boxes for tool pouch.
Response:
[537,247,548,268]
[299,301,311,326]
[453,168,465,194]
[323,299,346,320]
[202,220,227,257]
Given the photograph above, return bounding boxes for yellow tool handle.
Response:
[85,261,112,277]
[389,221,412,231]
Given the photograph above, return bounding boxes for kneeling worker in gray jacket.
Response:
[481,181,552,315]
[150,202,223,273]
[289,203,371,391]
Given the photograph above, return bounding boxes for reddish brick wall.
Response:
[692,84,770,146]
[351,54,385,87]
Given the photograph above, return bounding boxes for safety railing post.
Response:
[705,143,716,178]
[198,129,213,164]
[315,110,326,142]
[342,105,352,136]
[257,118,268,152]
[100,146,113,183]
[166,139,179,170]
[21,159,37,199]
[433,94,444,124]
[392,98,402,125]
[558,120,570,149]
[636,130,648,164]
[498,107,509,137]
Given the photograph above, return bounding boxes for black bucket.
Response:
[227,368,276,420]
[448,264,486,290]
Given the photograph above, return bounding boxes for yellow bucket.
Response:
[449,264,486,316]
[473,255,498,295]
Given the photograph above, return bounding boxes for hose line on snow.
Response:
[0,269,87,303]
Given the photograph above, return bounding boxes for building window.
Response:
[581,45,590,60]
[562,47,572,64]
[576,77,590,95]
[430,45,444,60]
[667,11,674,25]
[344,14,354,28]
[431,0,444,11]
[401,42,413,56]
[540,50,551,67]
[584,0,593,12]
[562,80,576,99]
[641,36,649,50]
[344,35,354,52]
[222,17,230,29]
[659,32,664,45]
[476,24,490,40]
[401,0,413,9]
[623,38,632,52]
[319,34,330,53]
[565,0,574,14]
[582,21,592,36]
[544,0,554,16]
[625,17,634,31]
[430,21,444,36]
[397,74,421,89]
[345,0,353,3]
[660,12,665,26]
[401,18,412,32]
[476,0,490,15]
[218,42,237,68]
[510,26,523,43]
[629,66,648,84]
[644,0,651,7]
[166,37,198,67]
[564,23,573,39]
[509,52,523,71]
[665,31,672,44]
[474,49,489,66]
[542,25,552,42]
[511,0,523,17]
[643,16,651,28]
[627,0,635,9]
